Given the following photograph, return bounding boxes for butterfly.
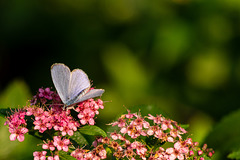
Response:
[51,63,104,110]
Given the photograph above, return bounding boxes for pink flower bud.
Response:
[198,150,203,155]
[189,150,194,156]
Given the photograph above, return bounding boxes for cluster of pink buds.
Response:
[4,109,28,142]
[92,110,214,160]
[30,87,61,105]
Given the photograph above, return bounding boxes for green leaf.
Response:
[70,130,89,147]
[0,108,14,118]
[228,149,240,159]
[79,125,107,137]
[70,126,107,149]
[58,150,77,160]
[204,109,240,158]
[179,124,189,130]
[105,147,114,160]
[202,154,212,160]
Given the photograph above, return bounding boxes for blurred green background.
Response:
[1,0,240,159]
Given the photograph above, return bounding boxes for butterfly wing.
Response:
[51,63,71,104]
[74,89,105,103]
[51,63,104,109]
[68,69,91,103]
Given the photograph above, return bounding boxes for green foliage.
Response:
[0,108,13,118]
[58,151,77,160]
[70,125,107,149]
[79,125,107,137]
[228,149,240,160]
[202,155,212,160]
[71,130,90,147]
[179,124,189,130]
[205,109,240,159]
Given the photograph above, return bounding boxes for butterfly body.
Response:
[51,63,104,110]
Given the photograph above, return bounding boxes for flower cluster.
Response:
[4,87,105,160]
[92,110,214,160]
[71,145,107,160]
[4,109,28,142]
[30,87,61,105]
[75,98,104,125]
[3,87,214,160]
[26,106,80,136]
[112,111,187,141]
[34,136,71,160]
[33,136,71,160]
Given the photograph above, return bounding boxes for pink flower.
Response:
[166,147,175,155]
[96,110,214,160]
[33,151,47,160]
[79,114,94,125]
[189,150,194,156]
[161,119,173,130]
[148,114,163,124]
[109,117,126,128]
[33,108,45,120]
[31,87,61,105]
[5,110,29,142]
[26,107,35,116]
[39,88,53,100]
[71,148,85,159]
[136,145,147,157]
[110,132,120,140]
[208,152,213,157]
[42,140,55,151]
[47,155,59,160]
[167,137,174,142]
[34,120,48,133]
[126,125,141,138]
[147,128,154,136]
[99,149,107,158]
[125,109,135,119]
[97,99,104,109]
[154,129,163,139]
[9,127,28,142]
[132,116,149,129]
[29,104,81,137]
[4,94,215,160]
[53,136,70,152]
[198,150,203,156]
[76,98,104,126]
[5,109,26,128]
[59,120,79,136]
